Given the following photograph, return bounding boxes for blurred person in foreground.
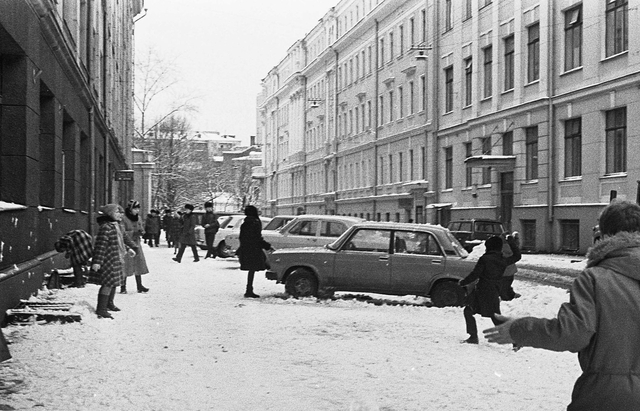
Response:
[484,199,640,410]
[459,234,521,344]
[91,204,137,319]
[237,205,273,298]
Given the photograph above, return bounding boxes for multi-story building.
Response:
[0,0,143,315]
[259,0,639,254]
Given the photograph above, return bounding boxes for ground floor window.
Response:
[522,220,536,250]
[560,219,580,252]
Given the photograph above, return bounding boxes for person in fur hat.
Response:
[91,204,137,319]
[459,234,521,344]
[121,200,150,293]
[484,200,640,410]
[172,204,200,263]
[202,201,220,259]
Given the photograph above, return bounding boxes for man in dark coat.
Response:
[144,209,162,247]
[172,204,200,263]
[162,209,174,247]
[237,205,272,298]
[459,234,521,344]
[202,201,220,259]
[485,200,640,410]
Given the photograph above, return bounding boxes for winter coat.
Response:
[178,212,198,246]
[237,216,271,271]
[202,211,220,234]
[122,213,149,276]
[510,231,640,411]
[92,216,137,287]
[144,214,161,236]
[54,230,93,266]
[460,237,521,317]
[169,215,182,243]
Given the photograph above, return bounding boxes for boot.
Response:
[120,285,127,294]
[107,289,120,311]
[463,335,479,344]
[136,275,149,293]
[96,294,113,319]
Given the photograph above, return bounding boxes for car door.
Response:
[330,228,392,292]
[275,218,320,248]
[389,230,446,295]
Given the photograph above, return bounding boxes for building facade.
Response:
[0,0,142,314]
[259,0,639,254]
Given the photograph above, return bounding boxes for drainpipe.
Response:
[332,47,339,214]
[88,107,96,236]
[546,1,556,252]
[302,74,308,213]
[372,19,380,220]
[430,0,441,223]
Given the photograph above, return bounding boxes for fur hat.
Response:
[99,203,122,219]
[204,201,213,208]
[127,200,140,210]
[485,236,503,252]
[184,203,195,211]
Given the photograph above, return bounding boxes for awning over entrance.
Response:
[464,155,516,171]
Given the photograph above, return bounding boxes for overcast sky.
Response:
[134,0,338,144]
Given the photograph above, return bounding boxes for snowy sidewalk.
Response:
[1,246,580,410]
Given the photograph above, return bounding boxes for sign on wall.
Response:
[114,170,134,181]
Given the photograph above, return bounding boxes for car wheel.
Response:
[430,281,465,307]
[216,241,233,258]
[285,269,318,298]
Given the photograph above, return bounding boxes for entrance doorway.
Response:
[500,172,514,231]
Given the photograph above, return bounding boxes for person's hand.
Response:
[127,249,136,257]
[483,314,516,344]
[91,264,100,272]
[269,247,276,253]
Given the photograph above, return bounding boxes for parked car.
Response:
[266,222,472,307]
[224,214,297,251]
[447,219,506,252]
[194,213,272,258]
[245,214,365,251]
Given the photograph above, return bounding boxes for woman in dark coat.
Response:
[237,205,272,298]
[172,204,200,263]
[91,204,137,319]
[459,234,521,343]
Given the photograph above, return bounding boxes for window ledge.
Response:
[521,179,539,185]
[600,172,627,180]
[602,50,628,63]
[560,66,583,77]
[560,176,582,183]
[525,79,540,87]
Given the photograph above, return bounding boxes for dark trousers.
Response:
[148,233,160,247]
[205,232,217,258]
[464,306,504,336]
[72,264,85,287]
[175,244,199,262]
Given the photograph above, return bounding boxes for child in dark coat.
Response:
[459,234,521,343]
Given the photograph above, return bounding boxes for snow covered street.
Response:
[1,246,581,411]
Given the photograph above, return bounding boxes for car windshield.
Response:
[446,231,469,257]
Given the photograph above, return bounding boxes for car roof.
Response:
[289,214,366,222]
[448,219,502,223]
[351,221,450,233]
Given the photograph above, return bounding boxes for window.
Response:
[289,220,318,236]
[389,32,394,61]
[481,137,491,184]
[410,18,415,46]
[444,147,453,189]
[389,154,393,182]
[420,75,426,111]
[504,35,514,90]
[445,0,453,31]
[526,126,538,180]
[421,9,426,43]
[409,81,415,114]
[421,147,426,179]
[560,220,580,252]
[379,95,384,125]
[367,101,372,128]
[564,6,582,71]
[394,231,442,256]
[410,149,415,180]
[399,25,404,55]
[527,24,540,82]
[464,0,472,20]
[444,66,453,113]
[465,142,473,187]
[379,38,385,67]
[321,221,347,237]
[606,107,627,174]
[502,131,513,155]
[483,46,493,98]
[464,58,472,107]
[398,86,404,118]
[379,156,384,184]
[564,118,582,177]
[389,90,394,122]
[606,0,628,57]
[522,220,536,250]
[346,229,391,252]
[399,152,404,181]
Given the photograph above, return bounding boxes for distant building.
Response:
[259,0,640,254]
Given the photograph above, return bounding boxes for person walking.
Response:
[237,205,273,298]
[162,209,174,248]
[172,204,200,263]
[54,229,93,288]
[484,200,640,410]
[459,234,521,344]
[144,209,162,247]
[121,200,150,293]
[202,201,220,259]
[90,204,137,319]
[169,210,182,255]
